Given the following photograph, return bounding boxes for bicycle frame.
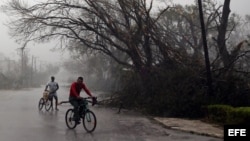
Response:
[78,99,89,115]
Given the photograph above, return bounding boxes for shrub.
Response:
[206,104,250,125]
[206,104,234,124]
[231,107,250,125]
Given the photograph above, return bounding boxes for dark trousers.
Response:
[69,97,83,120]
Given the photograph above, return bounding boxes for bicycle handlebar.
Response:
[84,97,97,106]
[58,97,98,106]
[81,97,93,100]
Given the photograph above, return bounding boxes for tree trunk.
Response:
[217,0,231,67]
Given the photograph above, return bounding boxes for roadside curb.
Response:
[153,117,224,139]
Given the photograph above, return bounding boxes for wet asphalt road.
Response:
[0,86,222,141]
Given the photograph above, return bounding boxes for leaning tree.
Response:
[2,0,182,96]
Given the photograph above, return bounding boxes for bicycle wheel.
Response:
[65,109,77,129]
[82,110,97,132]
[38,98,44,110]
[45,99,52,111]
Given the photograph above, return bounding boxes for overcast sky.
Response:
[0,0,249,63]
[174,0,249,16]
[0,0,68,63]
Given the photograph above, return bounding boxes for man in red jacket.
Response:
[69,76,94,124]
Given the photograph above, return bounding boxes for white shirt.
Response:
[46,81,59,94]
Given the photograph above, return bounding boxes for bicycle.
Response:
[65,97,97,133]
[38,90,53,111]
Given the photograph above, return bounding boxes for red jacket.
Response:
[69,82,92,98]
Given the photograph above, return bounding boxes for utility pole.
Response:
[197,0,213,96]
[31,56,38,86]
[17,41,28,87]
[31,56,34,86]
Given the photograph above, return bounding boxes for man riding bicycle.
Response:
[69,76,95,124]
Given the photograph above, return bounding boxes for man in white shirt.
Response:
[45,76,59,110]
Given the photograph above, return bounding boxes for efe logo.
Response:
[228,129,246,136]
[224,125,250,141]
